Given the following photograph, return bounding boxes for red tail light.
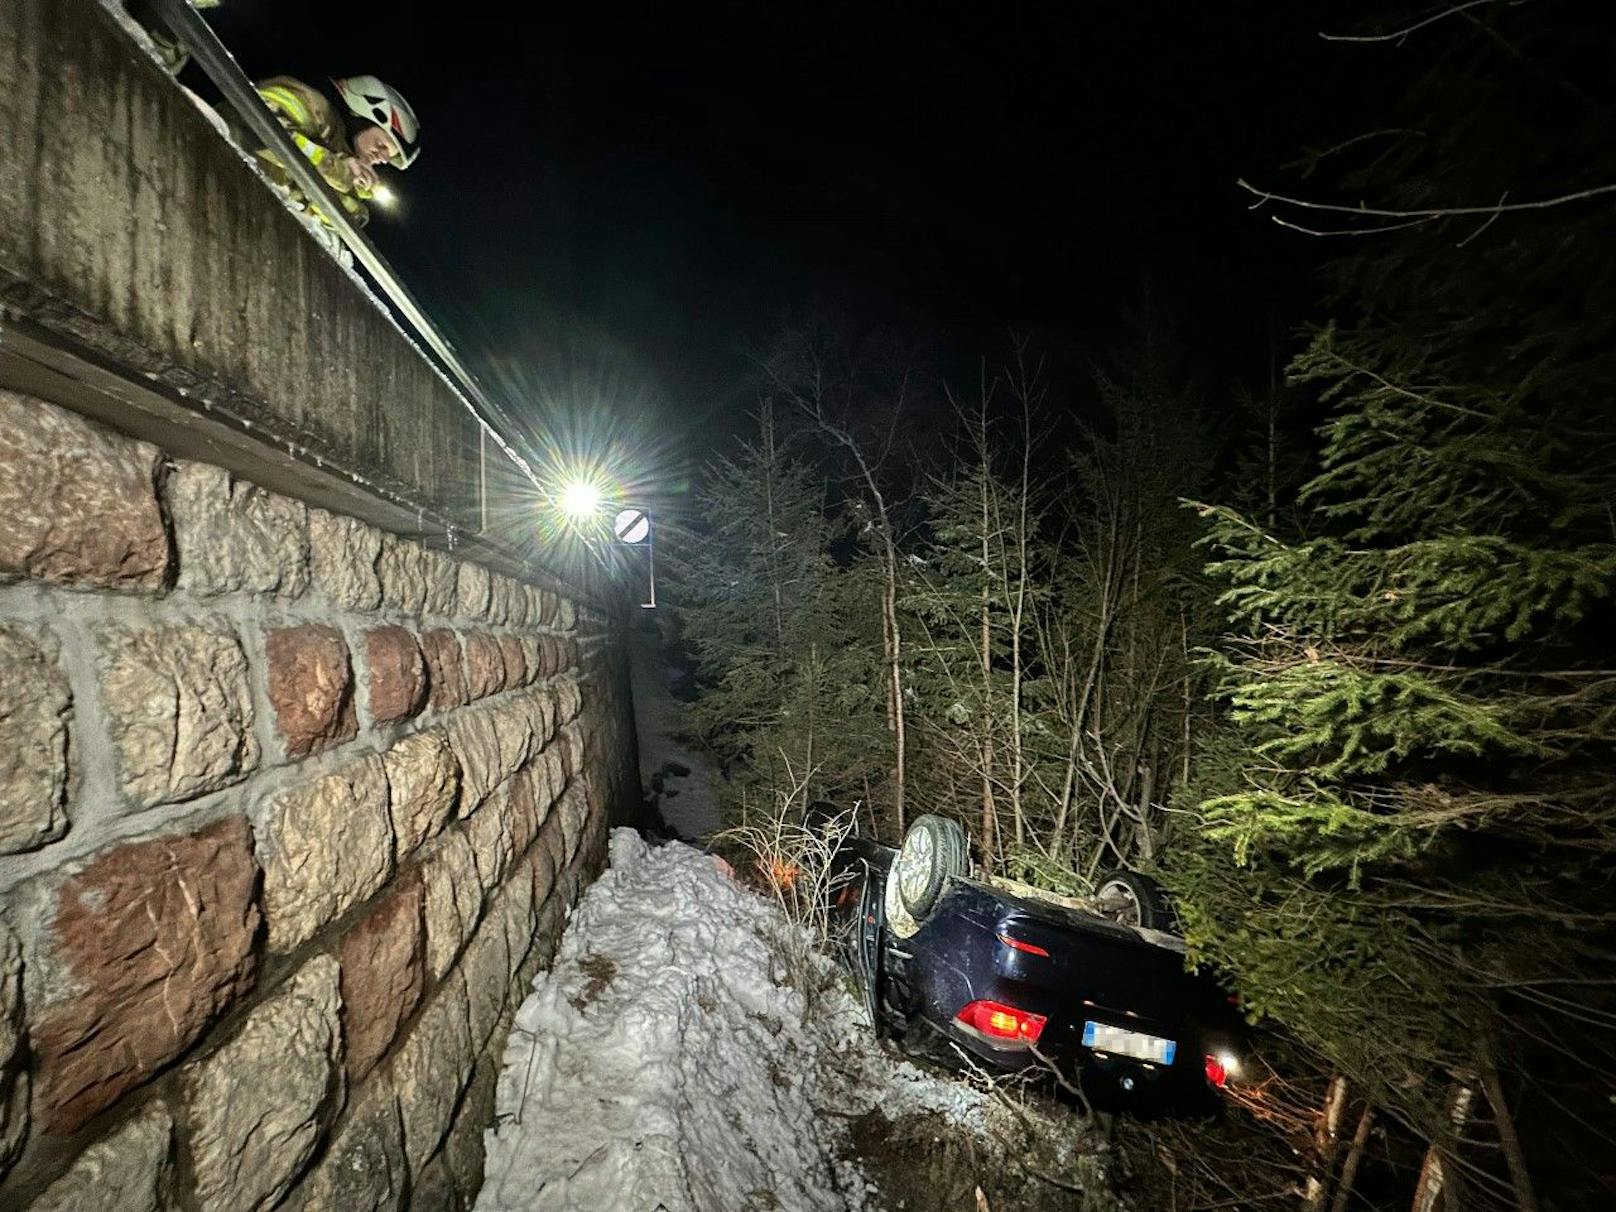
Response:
[955,999,1047,1044]
[1204,1054,1228,1088]
[995,932,1050,957]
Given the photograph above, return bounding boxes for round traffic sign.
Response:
[614,508,651,544]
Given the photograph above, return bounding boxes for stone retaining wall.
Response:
[1,0,497,532]
[0,391,633,1210]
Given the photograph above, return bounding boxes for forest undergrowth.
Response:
[655,6,1616,1209]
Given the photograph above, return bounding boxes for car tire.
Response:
[1094,870,1173,931]
[891,814,968,921]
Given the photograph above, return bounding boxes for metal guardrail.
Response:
[144,0,545,505]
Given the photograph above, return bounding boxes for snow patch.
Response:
[479,830,1111,1211]
[478,829,866,1210]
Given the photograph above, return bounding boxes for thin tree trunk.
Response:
[761,400,787,653]
[1048,627,1082,861]
[879,588,896,732]
[1266,329,1279,533]
[804,643,817,803]
[885,551,906,835]
[1303,1075,1350,1212]
[871,527,904,836]
[1477,1040,1538,1212]
[1072,510,1119,868]
[979,458,997,870]
[1133,763,1155,861]
[1000,338,1037,854]
[1328,1102,1376,1212]
[1009,393,1030,852]
[1410,1078,1474,1212]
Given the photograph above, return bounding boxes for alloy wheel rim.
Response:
[1096,879,1141,926]
[897,829,934,903]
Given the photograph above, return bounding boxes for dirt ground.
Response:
[847,1103,1125,1212]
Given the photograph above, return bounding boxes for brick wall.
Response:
[0,390,633,1210]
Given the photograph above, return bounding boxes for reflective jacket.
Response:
[252,76,373,229]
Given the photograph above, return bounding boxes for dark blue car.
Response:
[826,812,1247,1116]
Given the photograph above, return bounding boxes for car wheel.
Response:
[1094,870,1172,931]
[891,814,968,920]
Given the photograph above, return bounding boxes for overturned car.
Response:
[822,810,1247,1116]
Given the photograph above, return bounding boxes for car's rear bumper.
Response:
[924,1013,1224,1115]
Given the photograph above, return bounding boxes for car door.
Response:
[852,855,887,1029]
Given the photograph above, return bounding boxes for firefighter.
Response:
[251,74,421,235]
[125,0,221,75]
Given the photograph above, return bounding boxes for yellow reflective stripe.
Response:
[257,84,311,127]
[290,133,327,166]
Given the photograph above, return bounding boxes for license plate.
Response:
[1082,1020,1176,1064]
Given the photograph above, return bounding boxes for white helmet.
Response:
[333,75,420,169]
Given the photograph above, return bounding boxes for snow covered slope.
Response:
[478,829,1119,1212]
[478,828,866,1210]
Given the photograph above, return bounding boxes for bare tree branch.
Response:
[1318,0,1521,45]
[1237,177,1616,238]
[1268,214,1444,239]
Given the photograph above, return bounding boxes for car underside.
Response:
[828,817,1247,1117]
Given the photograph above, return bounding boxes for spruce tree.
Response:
[1170,8,1616,1203]
[903,413,1040,871]
[671,404,886,820]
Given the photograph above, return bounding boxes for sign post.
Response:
[613,508,655,608]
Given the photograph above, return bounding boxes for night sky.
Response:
[195,1,1361,460]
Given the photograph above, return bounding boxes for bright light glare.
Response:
[1217,1051,1241,1078]
[372,184,397,207]
[559,480,602,518]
